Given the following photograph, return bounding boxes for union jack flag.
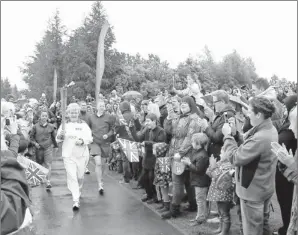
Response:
[117,105,127,126]
[117,138,139,162]
[25,162,48,186]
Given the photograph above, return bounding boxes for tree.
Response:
[63,1,116,99]
[11,85,19,99]
[217,50,258,89]
[21,9,66,103]
[1,78,12,99]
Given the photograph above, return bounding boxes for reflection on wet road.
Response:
[30,158,183,235]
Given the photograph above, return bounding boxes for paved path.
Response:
[29,157,183,235]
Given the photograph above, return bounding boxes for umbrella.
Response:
[122,91,143,100]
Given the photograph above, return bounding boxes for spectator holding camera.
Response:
[222,96,278,235]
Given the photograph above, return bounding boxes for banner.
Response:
[96,21,110,104]
[53,68,57,102]
[117,138,139,162]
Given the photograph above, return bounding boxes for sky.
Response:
[1,1,297,90]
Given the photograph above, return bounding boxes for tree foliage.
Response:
[1,77,12,99]
[20,1,295,102]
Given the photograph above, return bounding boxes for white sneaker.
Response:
[85,168,90,174]
[72,201,80,211]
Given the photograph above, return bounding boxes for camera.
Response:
[5,118,10,126]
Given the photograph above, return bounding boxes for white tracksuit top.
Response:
[56,121,93,159]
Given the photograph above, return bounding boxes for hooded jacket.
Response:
[205,104,235,160]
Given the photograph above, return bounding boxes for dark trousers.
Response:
[184,170,196,206]
[131,162,140,181]
[276,169,294,235]
[142,168,156,199]
[123,156,131,182]
[172,170,196,206]
[217,201,231,223]
[137,156,144,187]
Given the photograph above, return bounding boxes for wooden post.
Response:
[60,88,67,131]
[95,21,110,105]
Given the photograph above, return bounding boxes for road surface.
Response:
[29,156,183,235]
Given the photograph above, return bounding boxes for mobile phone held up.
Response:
[5,118,10,126]
[223,112,228,123]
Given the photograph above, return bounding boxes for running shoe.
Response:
[73,201,80,211]
[46,181,52,190]
[99,183,104,195]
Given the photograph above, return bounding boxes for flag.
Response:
[17,155,49,187]
[25,162,48,186]
[117,138,139,162]
[116,105,127,126]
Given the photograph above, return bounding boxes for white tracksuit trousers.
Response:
[63,155,89,203]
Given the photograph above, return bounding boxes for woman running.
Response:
[56,103,93,211]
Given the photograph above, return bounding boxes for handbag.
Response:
[215,170,234,191]
[172,160,185,175]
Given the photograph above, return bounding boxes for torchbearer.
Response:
[56,103,93,211]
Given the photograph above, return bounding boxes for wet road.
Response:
[30,157,183,235]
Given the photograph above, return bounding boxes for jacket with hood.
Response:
[205,104,236,160]
[115,101,141,142]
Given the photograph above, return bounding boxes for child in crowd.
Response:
[181,133,211,225]
[153,142,171,213]
[206,148,234,235]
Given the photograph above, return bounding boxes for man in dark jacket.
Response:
[205,90,235,160]
[136,113,166,203]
